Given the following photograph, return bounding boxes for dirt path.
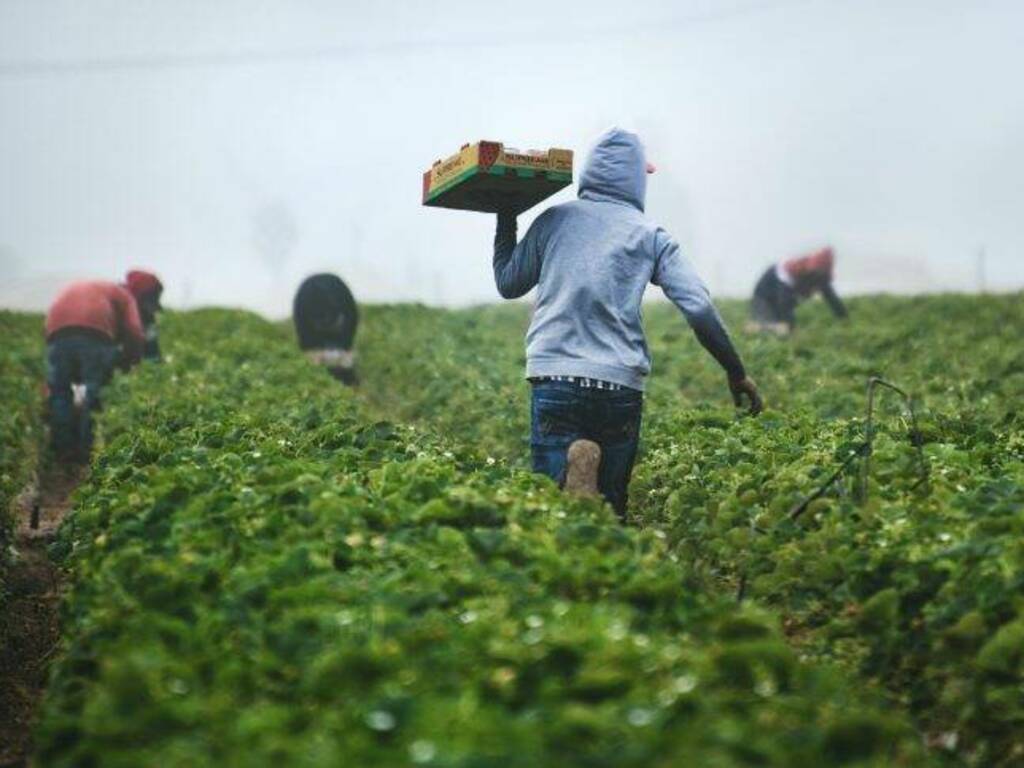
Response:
[0,464,84,768]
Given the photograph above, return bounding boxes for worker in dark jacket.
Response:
[492,128,762,519]
[45,281,145,461]
[124,270,164,361]
[293,273,359,385]
[749,247,847,334]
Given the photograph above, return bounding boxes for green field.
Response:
[3,295,1022,766]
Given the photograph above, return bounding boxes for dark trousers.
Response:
[46,331,119,459]
[750,267,798,326]
[530,380,643,519]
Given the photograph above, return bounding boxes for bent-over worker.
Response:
[44,280,145,461]
[749,247,847,334]
[124,270,164,361]
[293,273,360,385]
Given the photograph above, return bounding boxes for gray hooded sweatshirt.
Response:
[493,127,744,391]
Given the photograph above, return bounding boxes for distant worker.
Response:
[492,127,762,520]
[124,270,164,361]
[44,280,145,462]
[293,273,359,385]
[749,247,847,334]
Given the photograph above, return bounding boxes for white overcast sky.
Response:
[1,0,1022,315]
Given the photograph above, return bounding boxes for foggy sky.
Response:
[1,0,1022,316]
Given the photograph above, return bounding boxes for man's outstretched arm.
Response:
[653,232,763,414]
[820,282,848,319]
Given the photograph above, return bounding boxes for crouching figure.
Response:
[44,280,145,462]
[124,269,164,361]
[293,273,359,385]
[749,247,847,335]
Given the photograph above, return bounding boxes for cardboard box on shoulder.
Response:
[422,141,573,214]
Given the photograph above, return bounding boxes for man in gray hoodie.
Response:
[493,127,762,519]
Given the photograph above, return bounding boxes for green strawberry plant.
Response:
[0,310,46,602]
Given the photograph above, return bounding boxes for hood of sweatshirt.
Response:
[578,127,648,212]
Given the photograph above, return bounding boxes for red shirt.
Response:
[45,281,145,364]
[781,248,834,297]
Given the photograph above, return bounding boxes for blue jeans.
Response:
[530,380,643,518]
[46,331,119,459]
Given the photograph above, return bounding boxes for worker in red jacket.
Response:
[749,247,848,334]
[124,270,164,361]
[45,280,145,461]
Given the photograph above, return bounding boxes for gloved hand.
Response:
[729,376,763,416]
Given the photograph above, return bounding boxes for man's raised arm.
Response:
[493,210,547,299]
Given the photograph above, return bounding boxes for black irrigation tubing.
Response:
[788,442,870,521]
[860,376,930,500]
[736,376,930,603]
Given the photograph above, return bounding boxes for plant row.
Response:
[35,309,926,767]
[0,310,46,601]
